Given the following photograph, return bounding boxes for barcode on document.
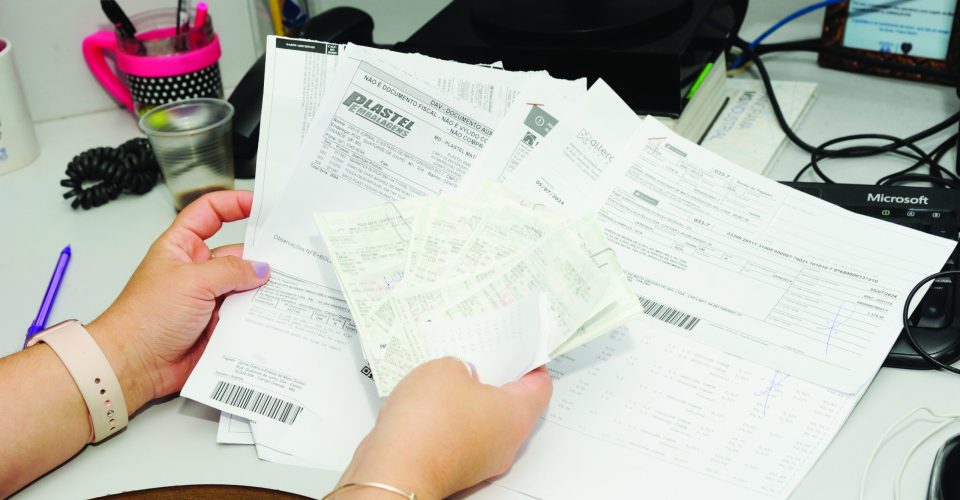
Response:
[210,381,302,425]
[637,296,701,331]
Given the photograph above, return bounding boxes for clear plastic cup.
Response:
[139,98,235,210]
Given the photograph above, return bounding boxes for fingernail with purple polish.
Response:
[252,261,270,278]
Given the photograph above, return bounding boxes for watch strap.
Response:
[28,320,129,443]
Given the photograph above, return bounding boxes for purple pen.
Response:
[24,245,72,348]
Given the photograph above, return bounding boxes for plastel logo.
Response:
[342,91,415,138]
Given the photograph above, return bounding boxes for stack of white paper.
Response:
[179,36,957,500]
[702,79,818,175]
[315,192,642,394]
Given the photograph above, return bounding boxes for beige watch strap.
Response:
[28,320,128,443]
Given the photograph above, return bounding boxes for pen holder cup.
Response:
[139,98,235,210]
[82,8,223,116]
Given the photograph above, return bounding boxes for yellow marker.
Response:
[268,0,286,36]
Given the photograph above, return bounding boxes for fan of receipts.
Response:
[318,192,641,395]
[181,37,956,499]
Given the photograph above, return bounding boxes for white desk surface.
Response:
[3,3,959,499]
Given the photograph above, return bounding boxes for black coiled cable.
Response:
[61,138,161,209]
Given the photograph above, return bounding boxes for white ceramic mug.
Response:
[0,37,39,175]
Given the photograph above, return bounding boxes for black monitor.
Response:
[395,0,748,116]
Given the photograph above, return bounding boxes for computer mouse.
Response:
[928,433,960,500]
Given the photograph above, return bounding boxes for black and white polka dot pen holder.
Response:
[83,6,224,116]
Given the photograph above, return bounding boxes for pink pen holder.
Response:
[82,7,223,116]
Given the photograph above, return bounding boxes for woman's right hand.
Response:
[336,358,553,499]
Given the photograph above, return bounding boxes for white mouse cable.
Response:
[858,407,960,500]
[893,411,960,500]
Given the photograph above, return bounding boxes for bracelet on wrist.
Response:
[323,481,417,500]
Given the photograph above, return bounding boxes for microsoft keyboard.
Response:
[783,182,960,369]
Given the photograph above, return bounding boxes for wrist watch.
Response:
[26,320,129,443]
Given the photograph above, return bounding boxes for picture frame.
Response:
[818,1,958,85]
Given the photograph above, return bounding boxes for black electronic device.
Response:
[929,433,960,500]
[229,7,375,178]
[395,0,747,116]
[228,1,747,172]
[783,182,960,369]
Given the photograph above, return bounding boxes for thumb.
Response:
[190,255,270,297]
[500,366,553,425]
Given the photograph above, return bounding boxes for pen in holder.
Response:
[82,6,223,116]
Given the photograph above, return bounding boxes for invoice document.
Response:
[183,45,506,422]
[459,74,586,191]
[591,118,956,393]
[263,314,863,499]
[204,40,581,457]
[246,37,342,248]
[207,81,941,500]
[486,321,862,500]
[245,38,583,248]
[504,79,642,216]
[343,43,583,119]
